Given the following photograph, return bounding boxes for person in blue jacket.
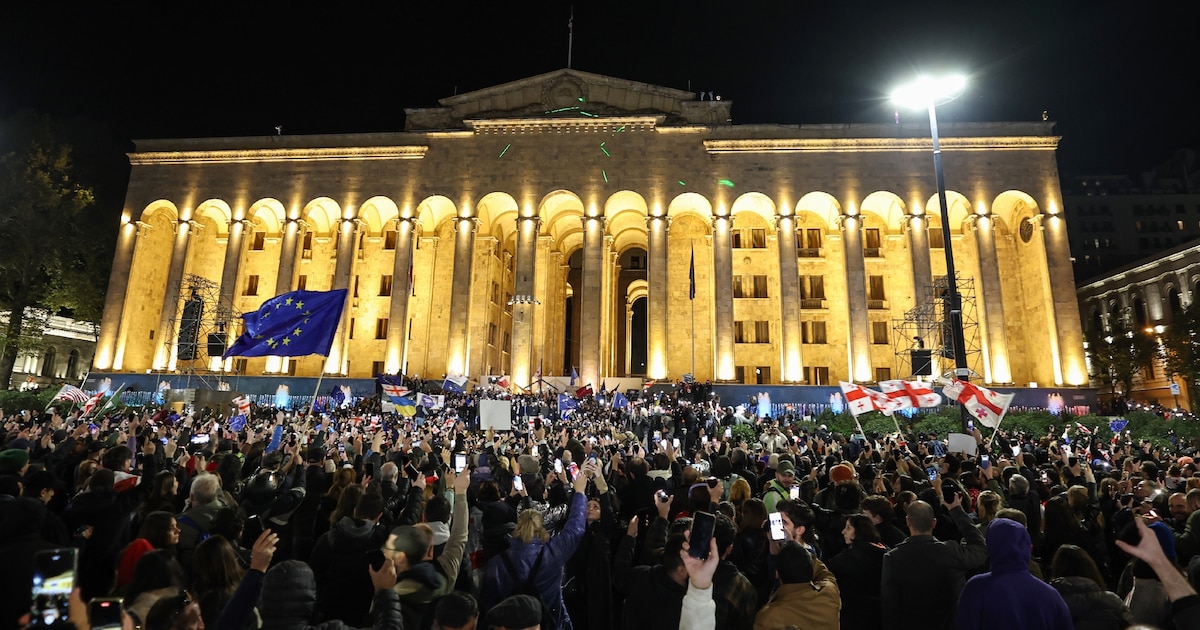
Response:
[481,462,589,630]
[955,517,1074,629]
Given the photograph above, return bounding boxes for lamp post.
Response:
[893,75,972,432]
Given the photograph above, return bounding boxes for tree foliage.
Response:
[1084,312,1158,396]
[1159,306,1200,407]
[0,113,98,387]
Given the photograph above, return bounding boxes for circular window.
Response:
[1019,218,1035,243]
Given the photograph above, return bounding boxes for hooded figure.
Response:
[259,560,403,630]
[955,518,1073,630]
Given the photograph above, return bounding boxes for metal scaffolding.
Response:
[892,274,983,380]
[161,274,240,389]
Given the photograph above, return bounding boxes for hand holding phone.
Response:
[688,511,717,560]
[31,548,76,626]
[768,511,787,541]
[454,453,467,474]
[513,475,525,493]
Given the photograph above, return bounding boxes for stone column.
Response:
[972,214,1012,383]
[531,236,554,378]
[1040,213,1088,385]
[385,216,417,375]
[218,218,249,311]
[152,218,198,370]
[625,300,635,375]
[712,214,735,381]
[646,215,670,379]
[511,215,541,388]
[324,217,359,375]
[774,214,802,382]
[579,215,606,388]
[95,219,141,370]
[445,216,478,377]
[840,214,871,382]
[906,213,934,315]
[275,218,303,294]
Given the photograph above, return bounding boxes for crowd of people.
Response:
[4,384,1200,630]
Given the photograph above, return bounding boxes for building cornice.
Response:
[703,136,1061,154]
[464,116,663,134]
[128,145,429,165]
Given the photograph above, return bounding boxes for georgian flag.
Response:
[839,382,900,417]
[878,380,942,410]
[941,379,1014,429]
[381,383,411,401]
[233,395,252,417]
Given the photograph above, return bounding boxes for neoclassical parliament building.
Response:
[94,69,1087,391]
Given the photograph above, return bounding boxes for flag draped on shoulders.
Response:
[224,289,348,358]
[941,379,1014,428]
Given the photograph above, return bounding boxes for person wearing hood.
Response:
[955,518,1073,629]
[309,490,391,626]
[255,558,404,630]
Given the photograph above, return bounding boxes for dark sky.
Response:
[1,2,1194,185]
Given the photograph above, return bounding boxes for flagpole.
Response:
[567,6,574,69]
[306,361,327,419]
[690,239,695,379]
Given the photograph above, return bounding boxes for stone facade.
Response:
[94,69,1087,389]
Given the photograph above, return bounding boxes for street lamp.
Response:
[892,74,972,432]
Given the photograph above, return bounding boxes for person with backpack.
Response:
[481,461,589,629]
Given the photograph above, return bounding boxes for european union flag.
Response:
[613,391,630,410]
[558,394,579,414]
[224,289,348,358]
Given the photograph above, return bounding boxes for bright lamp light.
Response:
[891,74,968,109]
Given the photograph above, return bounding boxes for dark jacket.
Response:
[729,527,771,605]
[880,505,988,630]
[711,560,757,630]
[63,464,155,599]
[827,539,886,629]
[482,492,588,630]
[1051,576,1132,630]
[612,533,687,630]
[877,521,908,548]
[955,518,1073,630]
[0,499,60,630]
[309,516,390,626]
[1009,489,1043,548]
[564,492,614,630]
[256,559,404,630]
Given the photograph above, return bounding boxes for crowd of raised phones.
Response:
[4,384,1200,630]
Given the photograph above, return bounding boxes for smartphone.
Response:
[942,480,959,504]
[980,455,990,469]
[337,440,345,456]
[689,511,716,559]
[653,431,661,443]
[789,486,800,500]
[190,434,210,445]
[1068,456,1079,468]
[724,427,732,439]
[967,421,974,432]
[701,435,708,445]
[926,466,938,481]
[672,438,680,450]
[768,511,787,541]
[513,475,525,492]
[532,444,539,457]
[655,489,670,504]
[567,462,579,481]
[89,597,123,630]
[1011,445,1021,457]
[364,463,375,479]
[554,459,564,474]
[454,453,467,474]
[405,462,420,480]
[160,437,169,445]
[31,548,76,626]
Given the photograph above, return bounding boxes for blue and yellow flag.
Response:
[224,289,348,358]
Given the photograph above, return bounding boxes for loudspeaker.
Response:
[177,298,204,361]
[207,333,227,358]
[910,349,933,376]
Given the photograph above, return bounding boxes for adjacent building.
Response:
[93,69,1087,391]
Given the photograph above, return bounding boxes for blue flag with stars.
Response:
[223,289,348,358]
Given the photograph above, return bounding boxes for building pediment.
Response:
[404,68,731,131]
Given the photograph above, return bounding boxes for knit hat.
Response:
[488,594,542,628]
[767,454,780,470]
[1148,521,1178,563]
[518,454,539,475]
[776,460,795,476]
[0,449,30,475]
[829,463,856,484]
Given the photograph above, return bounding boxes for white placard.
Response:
[947,432,977,455]
[479,399,513,431]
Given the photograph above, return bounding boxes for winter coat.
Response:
[62,468,154,599]
[880,505,987,630]
[955,518,1074,630]
[729,528,771,606]
[1050,576,1132,630]
[563,492,614,630]
[826,539,886,629]
[482,492,588,630]
[752,558,841,630]
[257,560,404,630]
[612,533,687,630]
[309,516,389,626]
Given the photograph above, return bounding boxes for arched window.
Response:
[1169,288,1183,316]
[1132,297,1149,327]
[66,349,81,381]
[1089,308,1103,333]
[40,347,57,378]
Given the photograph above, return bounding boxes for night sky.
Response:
[1,2,1194,196]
